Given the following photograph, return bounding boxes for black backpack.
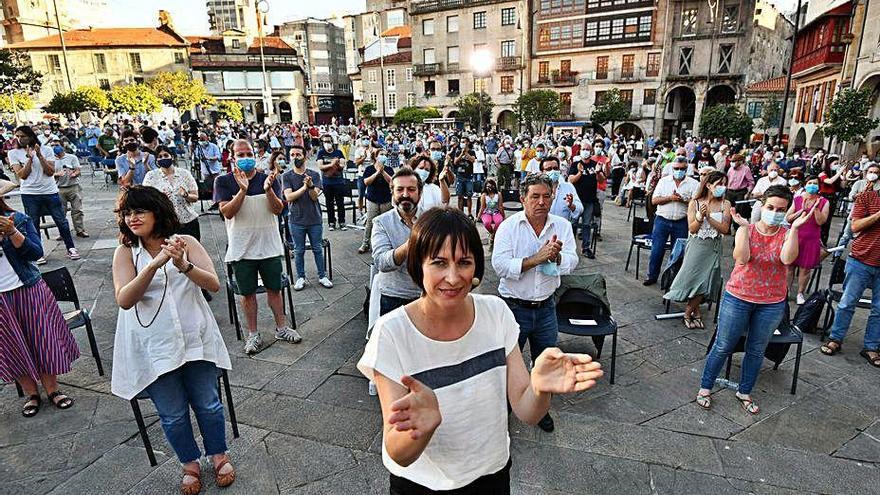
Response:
[792,291,826,334]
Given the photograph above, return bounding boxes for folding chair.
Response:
[821,255,873,334]
[224,259,296,339]
[130,368,239,466]
[502,188,523,213]
[555,275,618,383]
[281,217,333,281]
[626,187,646,222]
[41,267,104,376]
[624,216,654,279]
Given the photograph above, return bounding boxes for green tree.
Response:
[455,92,493,130]
[590,88,631,137]
[760,97,781,130]
[392,106,441,125]
[44,86,109,115]
[821,87,880,146]
[148,71,215,112]
[107,83,162,115]
[513,89,561,134]
[216,100,243,122]
[358,102,376,122]
[0,49,43,97]
[0,93,34,113]
[699,104,753,142]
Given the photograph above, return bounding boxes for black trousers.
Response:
[389,458,511,495]
[177,217,201,240]
[325,182,348,226]
[379,295,417,317]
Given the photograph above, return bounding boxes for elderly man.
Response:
[215,139,299,355]
[51,137,88,238]
[644,157,699,286]
[194,131,223,187]
[492,173,578,432]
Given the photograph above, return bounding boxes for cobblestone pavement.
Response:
[1,161,878,494]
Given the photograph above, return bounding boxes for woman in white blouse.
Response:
[111,186,234,495]
[410,155,449,211]
[358,207,603,493]
[142,146,200,238]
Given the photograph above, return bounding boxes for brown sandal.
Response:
[859,349,880,368]
[181,462,201,495]
[213,454,236,488]
[820,339,842,356]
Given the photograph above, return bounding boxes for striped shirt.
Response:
[851,189,880,267]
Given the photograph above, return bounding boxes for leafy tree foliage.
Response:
[513,89,560,134]
[216,100,243,122]
[760,97,781,130]
[0,49,42,97]
[455,92,494,130]
[699,104,753,142]
[590,88,631,136]
[148,71,215,111]
[821,87,880,145]
[0,93,34,113]
[107,83,162,115]
[392,106,441,125]
[44,86,109,115]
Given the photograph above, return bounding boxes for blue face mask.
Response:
[430,150,444,162]
[537,260,560,276]
[805,184,819,195]
[377,155,387,164]
[236,157,256,173]
[673,169,687,180]
[713,185,726,198]
[547,170,561,182]
[52,145,64,156]
[761,209,786,226]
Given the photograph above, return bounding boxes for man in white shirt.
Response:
[492,173,578,432]
[8,126,80,262]
[541,156,583,223]
[524,143,546,175]
[750,161,787,198]
[51,137,88,238]
[644,157,699,285]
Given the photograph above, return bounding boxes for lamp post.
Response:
[374,12,387,125]
[50,0,72,91]
[256,0,274,124]
[471,49,494,135]
[779,0,803,152]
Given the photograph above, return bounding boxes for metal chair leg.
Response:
[231,298,242,341]
[609,332,617,385]
[724,355,733,380]
[791,342,802,395]
[131,399,157,466]
[625,243,635,272]
[84,318,104,376]
[635,247,641,280]
[222,370,240,438]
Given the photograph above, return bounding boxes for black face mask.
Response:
[293,158,305,168]
[124,142,139,153]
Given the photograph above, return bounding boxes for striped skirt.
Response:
[0,280,80,383]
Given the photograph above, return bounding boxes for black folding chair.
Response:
[281,216,333,281]
[624,216,653,279]
[502,188,523,213]
[626,187,646,222]
[555,284,618,384]
[821,255,873,334]
[130,368,239,466]
[41,267,104,376]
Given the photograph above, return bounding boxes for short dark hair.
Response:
[121,129,139,141]
[406,207,485,292]
[141,127,159,143]
[409,155,436,183]
[391,166,423,191]
[115,185,181,247]
[763,185,793,208]
[540,156,560,169]
[289,144,306,153]
[155,145,175,157]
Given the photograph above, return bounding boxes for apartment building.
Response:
[849,0,880,155]
[205,0,260,36]
[531,0,669,139]
[360,28,415,122]
[343,2,409,105]
[408,0,527,130]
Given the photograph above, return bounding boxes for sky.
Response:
[105,0,367,35]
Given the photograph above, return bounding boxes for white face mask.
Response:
[867,172,879,182]
[768,170,778,179]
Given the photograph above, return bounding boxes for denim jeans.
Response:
[828,257,880,350]
[289,222,326,279]
[701,292,786,394]
[145,360,227,463]
[647,216,688,281]
[20,193,75,250]
[507,299,558,363]
[580,201,596,253]
[379,295,417,317]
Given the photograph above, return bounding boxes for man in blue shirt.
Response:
[115,129,155,186]
[84,122,101,155]
[316,134,348,231]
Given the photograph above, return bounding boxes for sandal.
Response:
[181,462,202,495]
[683,314,695,329]
[859,349,880,368]
[692,316,705,329]
[212,453,236,488]
[47,390,73,409]
[736,394,760,415]
[820,339,842,356]
[22,394,41,418]
[695,392,712,410]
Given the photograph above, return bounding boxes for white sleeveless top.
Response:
[111,243,231,400]
[223,194,284,262]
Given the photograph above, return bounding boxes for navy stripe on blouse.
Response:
[411,348,506,390]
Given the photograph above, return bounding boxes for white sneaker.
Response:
[368,381,377,396]
[318,277,333,288]
[67,248,81,260]
[243,332,263,355]
[293,277,306,291]
[796,293,806,305]
[275,326,302,343]
[340,225,348,231]
[36,257,47,265]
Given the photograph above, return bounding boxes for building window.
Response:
[405,68,413,81]
[407,92,416,107]
[501,75,514,93]
[501,7,516,26]
[232,39,240,49]
[679,46,693,75]
[475,77,488,93]
[387,9,405,27]
[474,11,486,29]
[387,69,396,88]
[388,93,397,111]
[560,59,571,75]
[718,44,733,74]
[501,40,516,57]
[48,54,61,74]
[93,53,106,73]
[423,48,435,64]
[722,5,739,33]
[595,90,606,104]
[173,52,184,64]
[585,14,651,45]
[539,61,550,81]
[682,8,698,36]
[423,19,434,35]
[747,101,764,118]
[643,88,656,105]
[560,92,572,114]
[448,46,459,64]
[368,69,377,83]
[596,56,608,79]
[539,20,585,50]
[447,15,459,33]
[424,80,436,96]
[129,53,142,72]
[621,54,634,78]
[448,79,460,95]
[98,78,110,90]
[646,52,660,77]
[369,93,378,108]
[542,0,586,16]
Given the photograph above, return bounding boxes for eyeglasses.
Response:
[122,208,149,218]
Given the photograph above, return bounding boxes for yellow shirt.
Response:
[520,148,536,171]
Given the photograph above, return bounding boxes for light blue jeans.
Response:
[290,222,326,279]
[828,257,880,350]
[701,291,786,394]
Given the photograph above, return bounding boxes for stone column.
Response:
[691,90,706,137]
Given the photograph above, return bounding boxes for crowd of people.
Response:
[1,114,879,494]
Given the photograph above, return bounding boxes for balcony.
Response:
[792,44,846,77]
[497,56,523,71]
[535,71,580,87]
[446,62,461,73]
[410,0,505,15]
[413,63,442,76]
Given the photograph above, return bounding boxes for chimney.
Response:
[158,10,175,31]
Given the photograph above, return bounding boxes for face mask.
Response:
[673,169,686,180]
[124,142,139,153]
[415,168,429,182]
[362,139,370,146]
[536,151,546,159]
[43,130,51,136]
[292,158,305,168]
[593,147,603,154]
[199,140,208,145]
[547,170,561,182]
[805,184,819,195]
[459,143,466,149]
[323,143,333,151]
[788,178,800,187]
[377,155,387,164]
[761,209,786,226]
[430,150,444,162]
[236,157,256,173]
[831,165,839,171]
[867,172,879,182]
[580,150,589,159]
[558,151,566,159]
[768,170,778,179]
[713,185,726,198]
[52,145,64,156]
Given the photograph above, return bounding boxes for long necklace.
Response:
[133,247,168,328]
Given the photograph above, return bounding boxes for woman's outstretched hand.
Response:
[388,375,442,440]
[531,348,603,394]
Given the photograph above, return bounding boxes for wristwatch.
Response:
[179,261,194,274]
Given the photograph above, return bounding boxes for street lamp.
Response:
[255,0,274,124]
[471,48,493,135]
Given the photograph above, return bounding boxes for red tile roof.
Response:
[382,26,412,38]
[8,27,187,49]
[185,35,296,56]
[747,76,792,93]
[397,37,411,49]
[360,51,412,68]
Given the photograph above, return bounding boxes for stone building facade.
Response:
[849,0,880,156]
